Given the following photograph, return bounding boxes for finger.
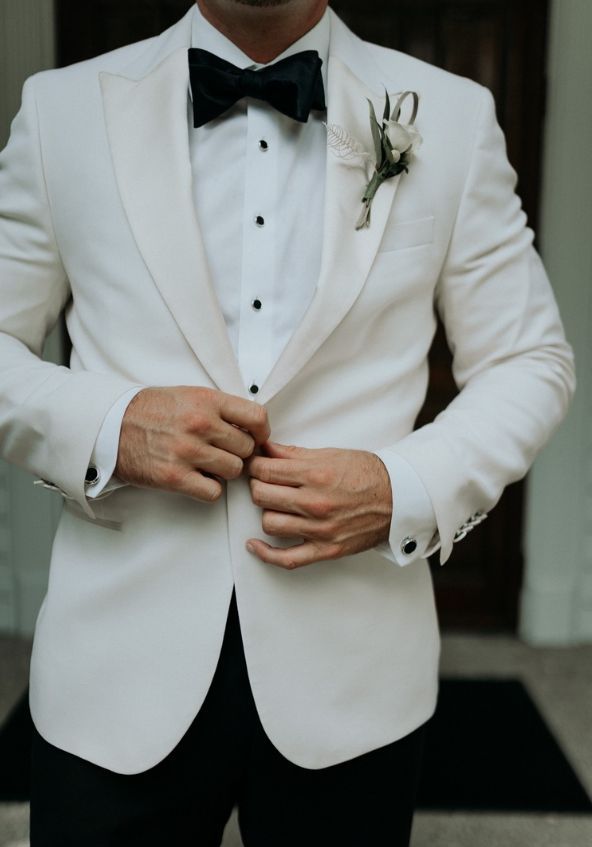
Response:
[249,480,309,515]
[218,396,271,445]
[263,441,311,459]
[245,539,333,570]
[195,446,243,481]
[211,422,255,459]
[247,456,306,486]
[176,470,223,503]
[261,510,315,538]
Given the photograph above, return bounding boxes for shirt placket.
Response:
[238,101,278,396]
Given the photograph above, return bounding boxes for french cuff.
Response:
[86,386,144,499]
[373,450,439,567]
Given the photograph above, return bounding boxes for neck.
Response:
[196,1,328,63]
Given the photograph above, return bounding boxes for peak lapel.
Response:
[258,54,402,405]
[100,48,245,396]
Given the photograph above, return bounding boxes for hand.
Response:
[246,442,393,569]
[115,386,270,502]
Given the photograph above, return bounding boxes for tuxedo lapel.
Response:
[100,46,245,396]
[258,37,403,404]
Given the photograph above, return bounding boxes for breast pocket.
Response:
[379,215,435,253]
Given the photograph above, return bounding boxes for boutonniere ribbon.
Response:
[326,89,421,230]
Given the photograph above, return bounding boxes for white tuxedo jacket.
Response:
[0,8,574,773]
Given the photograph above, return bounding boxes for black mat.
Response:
[1,679,591,812]
[417,678,592,812]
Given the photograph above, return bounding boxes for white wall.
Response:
[0,0,60,635]
[520,0,592,645]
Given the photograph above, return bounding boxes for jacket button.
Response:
[249,384,260,395]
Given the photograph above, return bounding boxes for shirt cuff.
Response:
[85,387,144,499]
[372,449,439,567]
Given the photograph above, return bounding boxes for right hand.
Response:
[115,386,270,502]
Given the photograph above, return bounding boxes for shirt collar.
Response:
[190,3,331,88]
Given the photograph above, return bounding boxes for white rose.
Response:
[385,120,422,154]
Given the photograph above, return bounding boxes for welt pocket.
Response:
[379,216,435,253]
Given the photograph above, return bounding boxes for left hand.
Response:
[246,442,393,570]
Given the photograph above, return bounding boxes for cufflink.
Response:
[85,466,100,487]
[400,536,418,556]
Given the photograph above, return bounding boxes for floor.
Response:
[1,632,591,847]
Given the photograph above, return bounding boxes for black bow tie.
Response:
[188,48,326,128]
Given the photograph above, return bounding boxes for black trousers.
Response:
[30,592,427,846]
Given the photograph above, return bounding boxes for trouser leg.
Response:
[238,717,427,847]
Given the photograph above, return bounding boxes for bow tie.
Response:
[188,48,326,128]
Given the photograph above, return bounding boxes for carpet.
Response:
[417,678,592,812]
[1,679,591,812]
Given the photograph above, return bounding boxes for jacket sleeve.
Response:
[0,77,140,517]
[378,86,575,563]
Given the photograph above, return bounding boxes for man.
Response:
[0,0,574,844]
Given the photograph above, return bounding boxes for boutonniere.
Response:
[326,90,421,230]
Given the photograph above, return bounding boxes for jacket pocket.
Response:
[379,215,435,252]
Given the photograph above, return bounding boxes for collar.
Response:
[190,3,330,88]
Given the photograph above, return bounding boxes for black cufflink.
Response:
[85,466,100,486]
[401,537,418,556]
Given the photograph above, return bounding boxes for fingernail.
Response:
[246,541,255,554]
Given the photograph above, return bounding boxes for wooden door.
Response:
[56,0,550,630]
[331,0,549,630]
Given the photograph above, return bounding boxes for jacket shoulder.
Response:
[365,38,486,106]
[26,35,159,93]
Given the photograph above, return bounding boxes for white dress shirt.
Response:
[88,4,437,566]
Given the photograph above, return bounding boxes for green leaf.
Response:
[367,99,383,164]
[383,88,391,123]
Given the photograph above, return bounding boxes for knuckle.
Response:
[186,411,211,435]
[261,512,277,534]
[325,543,343,560]
[309,497,332,519]
[201,484,222,503]
[228,458,244,479]
[317,521,337,542]
[254,462,271,483]
[252,404,268,427]
[237,436,256,459]
[162,466,182,488]
[250,480,264,506]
